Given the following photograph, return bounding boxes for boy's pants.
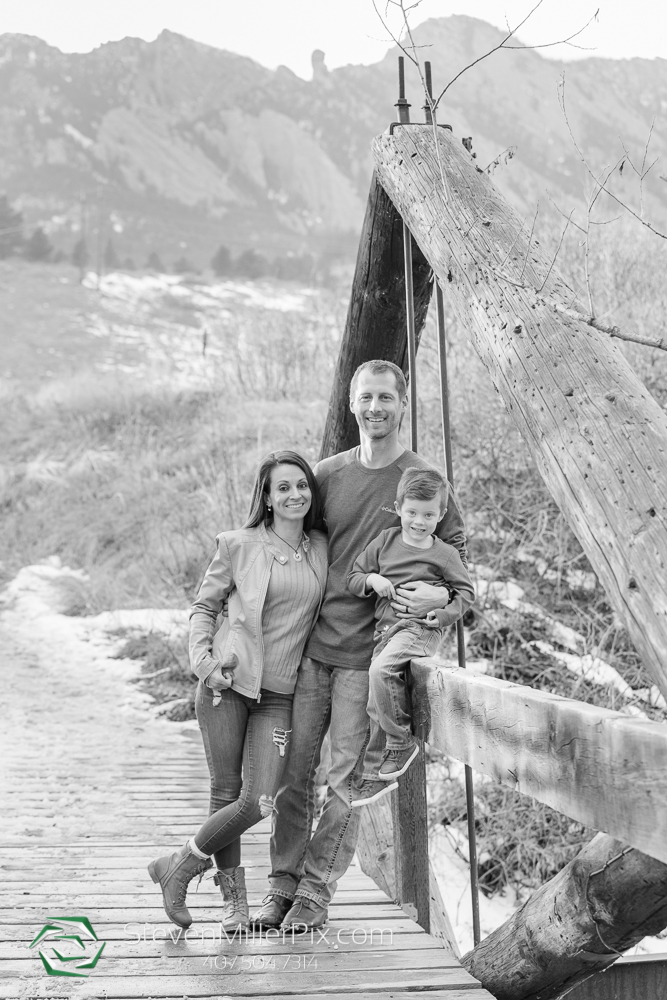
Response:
[366,620,442,753]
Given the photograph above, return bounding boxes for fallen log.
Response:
[461,833,667,1000]
[320,170,432,458]
[372,125,667,699]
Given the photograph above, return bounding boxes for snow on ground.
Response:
[77,270,338,389]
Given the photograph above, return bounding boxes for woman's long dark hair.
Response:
[244,451,322,534]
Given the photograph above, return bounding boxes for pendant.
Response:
[293,551,302,561]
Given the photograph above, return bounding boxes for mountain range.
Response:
[1,16,667,270]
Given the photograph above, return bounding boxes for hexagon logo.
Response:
[29,916,106,977]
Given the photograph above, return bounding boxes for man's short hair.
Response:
[396,467,449,514]
[349,360,407,400]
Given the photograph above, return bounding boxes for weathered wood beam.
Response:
[461,832,667,1000]
[372,126,667,699]
[411,659,667,864]
[320,171,433,459]
[355,789,460,956]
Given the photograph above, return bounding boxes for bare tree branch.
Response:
[559,77,667,241]
[432,4,599,110]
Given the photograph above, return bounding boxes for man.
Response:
[251,359,467,931]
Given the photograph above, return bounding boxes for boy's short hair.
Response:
[349,360,407,399]
[396,467,449,514]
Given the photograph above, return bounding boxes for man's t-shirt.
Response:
[305,447,467,668]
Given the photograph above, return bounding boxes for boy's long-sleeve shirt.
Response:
[305,448,468,667]
[348,527,475,632]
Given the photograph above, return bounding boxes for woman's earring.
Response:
[266,503,272,510]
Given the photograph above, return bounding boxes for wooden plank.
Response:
[2,947,461,976]
[0,970,486,997]
[566,953,667,1000]
[320,171,432,458]
[392,744,431,933]
[373,124,667,701]
[412,659,667,863]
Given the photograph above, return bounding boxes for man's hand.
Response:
[391,581,450,618]
[367,573,397,600]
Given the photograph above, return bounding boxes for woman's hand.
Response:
[207,663,234,692]
[367,574,397,600]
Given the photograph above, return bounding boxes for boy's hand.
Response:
[367,574,397,600]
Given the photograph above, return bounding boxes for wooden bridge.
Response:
[0,710,493,999]
[4,55,667,1000]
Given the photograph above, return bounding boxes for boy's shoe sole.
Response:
[350,779,398,808]
[378,743,420,779]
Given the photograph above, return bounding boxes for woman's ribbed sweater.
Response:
[260,541,321,694]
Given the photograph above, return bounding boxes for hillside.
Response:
[1,16,667,269]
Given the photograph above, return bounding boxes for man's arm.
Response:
[436,486,468,565]
[424,550,475,628]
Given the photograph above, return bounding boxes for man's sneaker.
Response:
[350,778,399,808]
[379,742,420,779]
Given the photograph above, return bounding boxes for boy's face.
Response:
[395,495,444,544]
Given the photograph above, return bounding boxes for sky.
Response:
[1,1,664,79]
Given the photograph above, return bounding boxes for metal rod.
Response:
[435,281,481,947]
[395,56,411,124]
[403,224,418,453]
[423,61,433,124]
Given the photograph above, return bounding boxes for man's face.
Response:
[350,370,407,441]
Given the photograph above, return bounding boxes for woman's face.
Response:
[265,463,312,526]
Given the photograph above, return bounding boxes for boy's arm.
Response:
[347,536,383,597]
[425,550,476,628]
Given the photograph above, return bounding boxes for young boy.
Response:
[347,467,475,806]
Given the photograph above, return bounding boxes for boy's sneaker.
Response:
[350,778,398,808]
[378,743,420,779]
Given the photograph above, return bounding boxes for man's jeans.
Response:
[269,656,384,907]
[194,681,293,870]
[366,621,442,755]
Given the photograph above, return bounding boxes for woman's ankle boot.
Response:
[148,842,212,928]
[215,866,249,932]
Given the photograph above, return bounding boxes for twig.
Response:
[559,77,667,241]
[485,146,517,175]
[537,210,574,292]
[520,202,540,281]
[433,4,598,110]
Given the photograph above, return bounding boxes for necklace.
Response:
[270,526,303,561]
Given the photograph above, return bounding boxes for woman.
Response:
[148,451,327,930]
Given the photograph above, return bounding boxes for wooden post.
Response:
[391,743,430,931]
[461,833,667,1000]
[319,171,432,459]
[372,124,667,700]
[355,791,460,956]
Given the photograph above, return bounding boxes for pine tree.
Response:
[235,249,269,280]
[211,244,232,277]
[104,238,120,270]
[72,238,89,269]
[146,251,164,272]
[0,196,24,258]
[25,226,53,262]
